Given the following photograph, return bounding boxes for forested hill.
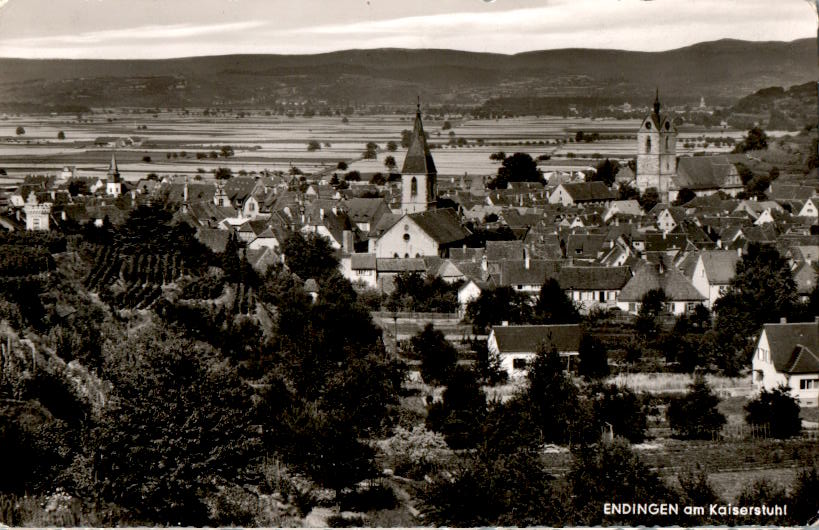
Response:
[0,38,815,111]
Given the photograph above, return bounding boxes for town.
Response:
[0,5,818,527]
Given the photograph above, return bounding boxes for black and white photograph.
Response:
[0,0,817,527]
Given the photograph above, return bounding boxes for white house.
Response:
[752,318,819,406]
[797,198,819,219]
[374,208,468,259]
[617,262,706,315]
[681,250,741,308]
[23,193,52,231]
[487,324,582,379]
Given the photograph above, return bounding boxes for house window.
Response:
[754,370,764,382]
[513,358,528,370]
[800,379,819,390]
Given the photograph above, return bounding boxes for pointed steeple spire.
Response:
[107,152,120,182]
[401,98,437,175]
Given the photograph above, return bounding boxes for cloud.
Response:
[1,20,268,47]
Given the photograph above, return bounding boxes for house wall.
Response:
[751,331,788,390]
[375,217,439,258]
[458,282,481,310]
[569,289,620,313]
[787,374,819,406]
[248,236,279,251]
[548,185,573,206]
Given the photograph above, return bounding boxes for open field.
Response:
[0,111,765,182]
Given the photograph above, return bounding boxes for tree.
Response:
[734,126,769,153]
[400,129,413,148]
[281,232,338,282]
[534,278,579,324]
[575,131,585,142]
[57,131,65,140]
[713,243,797,371]
[489,151,506,162]
[384,155,397,171]
[635,288,667,339]
[489,153,541,189]
[744,385,801,438]
[362,141,378,159]
[673,187,696,205]
[667,375,726,439]
[592,158,619,187]
[735,479,789,526]
[369,172,386,185]
[466,286,533,333]
[91,327,258,525]
[618,182,639,201]
[386,140,397,152]
[142,155,152,163]
[587,383,648,443]
[638,187,660,212]
[789,464,819,525]
[336,160,348,171]
[520,345,581,445]
[411,323,458,386]
[345,170,361,181]
[15,126,24,135]
[220,145,235,158]
[306,140,321,151]
[214,167,232,179]
[569,438,677,526]
[578,334,609,379]
[441,120,452,130]
[676,466,724,525]
[425,366,487,448]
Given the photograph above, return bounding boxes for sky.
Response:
[0,0,815,59]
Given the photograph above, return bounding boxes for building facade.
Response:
[636,91,677,201]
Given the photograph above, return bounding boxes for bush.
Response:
[667,375,726,439]
[744,385,801,438]
[411,324,457,386]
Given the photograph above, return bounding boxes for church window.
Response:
[410,177,418,196]
[665,122,670,130]
[646,137,651,151]
[645,122,651,129]
[403,233,411,242]
[665,137,669,149]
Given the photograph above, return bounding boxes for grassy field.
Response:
[0,111,752,181]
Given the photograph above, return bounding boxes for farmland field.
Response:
[0,110,766,183]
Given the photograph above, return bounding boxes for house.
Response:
[793,261,817,302]
[797,198,819,219]
[680,249,741,307]
[557,266,632,313]
[752,318,819,406]
[548,182,616,207]
[603,200,642,223]
[341,253,378,288]
[617,262,706,315]
[487,324,582,379]
[343,198,391,233]
[22,193,52,231]
[655,206,686,233]
[374,208,469,258]
[457,279,489,313]
[495,257,562,296]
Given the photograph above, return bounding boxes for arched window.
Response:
[410,177,418,196]
[646,137,651,152]
[665,137,669,150]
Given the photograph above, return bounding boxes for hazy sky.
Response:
[0,0,814,58]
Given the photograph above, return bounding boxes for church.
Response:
[373,101,468,258]
[635,92,743,203]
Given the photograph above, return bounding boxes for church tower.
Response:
[106,152,122,197]
[636,90,677,201]
[400,99,437,214]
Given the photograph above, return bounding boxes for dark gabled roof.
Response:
[223,177,259,202]
[557,266,632,291]
[376,257,427,273]
[762,321,819,374]
[351,253,377,270]
[343,198,389,224]
[408,208,469,246]
[619,263,705,302]
[197,228,230,253]
[491,324,582,354]
[485,240,525,261]
[401,104,437,175]
[675,156,742,190]
[560,181,616,202]
[497,259,562,287]
[565,233,608,258]
[768,182,817,202]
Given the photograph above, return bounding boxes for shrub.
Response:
[744,385,801,438]
[667,374,726,439]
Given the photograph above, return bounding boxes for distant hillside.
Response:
[0,38,815,111]
[730,82,817,130]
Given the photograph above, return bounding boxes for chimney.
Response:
[319,208,324,219]
[481,254,488,272]
[332,206,337,216]
[342,229,353,253]
[737,247,742,257]
[780,317,787,324]
[524,247,530,270]
[501,320,509,327]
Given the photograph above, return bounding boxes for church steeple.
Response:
[107,152,120,183]
[401,97,437,175]
[400,98,437,214]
